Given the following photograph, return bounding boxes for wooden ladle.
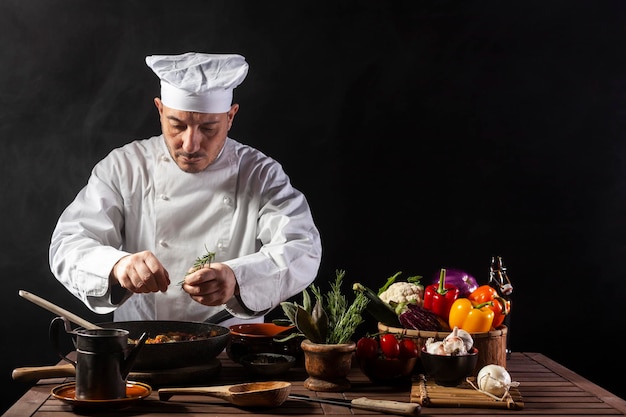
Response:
[158,381,291,407]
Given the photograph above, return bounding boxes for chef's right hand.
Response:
[111,250,170,293]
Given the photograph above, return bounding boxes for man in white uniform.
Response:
[49,52,322,326]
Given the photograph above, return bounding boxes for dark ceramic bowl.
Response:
[419,347,478,387]
[226,323,303,364]
[357,356,417,385]
[239,353,296,376]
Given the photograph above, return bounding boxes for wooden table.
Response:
[4,352,626,416]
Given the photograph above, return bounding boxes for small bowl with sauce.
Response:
[239,353,296,376]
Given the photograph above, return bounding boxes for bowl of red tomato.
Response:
[355,333,418,385]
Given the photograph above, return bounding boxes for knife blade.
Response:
[288,394,420,416]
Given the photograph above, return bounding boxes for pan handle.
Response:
[204,309,234,324]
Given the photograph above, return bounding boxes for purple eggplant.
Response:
[430,268,478,298]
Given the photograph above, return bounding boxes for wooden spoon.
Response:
[158,381,291,407]
[18,290,102,330]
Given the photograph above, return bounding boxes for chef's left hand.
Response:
[181,263,239,306]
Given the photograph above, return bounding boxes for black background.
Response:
[2,0,626,413]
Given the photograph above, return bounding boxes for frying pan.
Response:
[92,321,230,371]
[20,290,231,371]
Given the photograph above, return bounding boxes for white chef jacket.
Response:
[49,135,322,324]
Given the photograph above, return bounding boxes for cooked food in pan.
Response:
[129,330,221,344]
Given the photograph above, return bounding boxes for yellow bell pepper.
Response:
[448,298,494,333]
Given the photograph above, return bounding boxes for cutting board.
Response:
[411,374,524,410]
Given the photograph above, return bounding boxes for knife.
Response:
[288,394,420,416]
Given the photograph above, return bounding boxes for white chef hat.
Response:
[145,52,249,113]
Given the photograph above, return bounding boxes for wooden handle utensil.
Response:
[12,363,76,381]
[158,381,291,407]
[18,289,102,330]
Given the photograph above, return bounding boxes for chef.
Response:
[49,52,322,326]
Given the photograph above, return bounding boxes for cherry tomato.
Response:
[379,334,400,358]
[398,338,418,359]
[356,337,378,360]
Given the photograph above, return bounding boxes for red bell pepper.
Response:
[423,268,460,321]
[468,285,510,329]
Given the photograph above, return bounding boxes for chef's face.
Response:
[154,98,239,173]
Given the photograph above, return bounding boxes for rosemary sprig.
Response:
[330,292,368,344]
[278,269,369,344]
[323,270,368,344]
[325,270,348,328]
[188,250,216,273]
[178,248,216,286]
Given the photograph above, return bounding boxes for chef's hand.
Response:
[111,251,170,293]
[181,263,239,306]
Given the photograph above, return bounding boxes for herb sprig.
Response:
[178,247,216,286]
[277,269,369,344]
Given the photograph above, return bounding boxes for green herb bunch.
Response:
[276,269,369,344]
[178,248,216,286]
[187,249,216,274]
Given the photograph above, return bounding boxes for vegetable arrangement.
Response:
[353,266,511,334]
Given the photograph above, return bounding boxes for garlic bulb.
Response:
[424,337,445,354]
[454,328,473,351]
[442,327,473,355]
[425,328,475,356]
[477,364,518,398]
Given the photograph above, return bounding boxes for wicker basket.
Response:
[378,323,507,376]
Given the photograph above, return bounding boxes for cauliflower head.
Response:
[379,282,423,313]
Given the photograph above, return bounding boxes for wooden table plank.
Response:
[2,383,51,417]
[4,351,626,416]
[525,352,626,414]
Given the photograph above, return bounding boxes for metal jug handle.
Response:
[49,316,77,367]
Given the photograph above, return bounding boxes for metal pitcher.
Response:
[50,316,148,400]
